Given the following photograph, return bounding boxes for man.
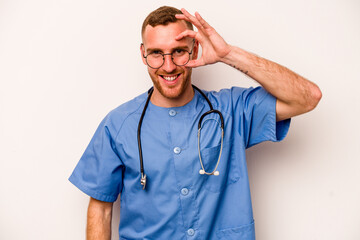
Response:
[69,6,321,240]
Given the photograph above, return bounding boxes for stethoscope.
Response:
[137,85,224,190]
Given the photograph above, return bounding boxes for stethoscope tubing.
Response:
[138,85,224,190]
[137,87,153,189]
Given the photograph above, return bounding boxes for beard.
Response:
[149,68,193,100]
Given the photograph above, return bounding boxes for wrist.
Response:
[221,45,251,74]
[221,45,245,65]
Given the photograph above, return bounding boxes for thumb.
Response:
[186,59,205,68]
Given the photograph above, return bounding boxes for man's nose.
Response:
[162,54,177,72]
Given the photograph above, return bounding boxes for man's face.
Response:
[141,21,198,106]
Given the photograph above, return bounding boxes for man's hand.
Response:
[175,9,231,68]
[87,197,113,240]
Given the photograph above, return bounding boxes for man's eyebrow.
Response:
[146,45,190,53]
[145,47,162,53]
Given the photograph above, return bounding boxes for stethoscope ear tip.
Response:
[199,169,220,176]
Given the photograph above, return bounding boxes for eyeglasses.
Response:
[142,41,195,69]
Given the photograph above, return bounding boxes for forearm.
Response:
[87,198,113,240]
[222,46,322,118]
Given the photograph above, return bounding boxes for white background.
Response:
[1,0,359,239]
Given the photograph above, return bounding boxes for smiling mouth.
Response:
[160,74,181,82]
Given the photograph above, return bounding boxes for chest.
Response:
[116,107,243,193]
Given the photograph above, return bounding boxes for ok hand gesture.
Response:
[175,9,232,68]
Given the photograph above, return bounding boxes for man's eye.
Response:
[173,49,186,56]
[151,51,162,55]
[175,49,185,53]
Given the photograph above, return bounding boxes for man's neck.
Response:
[150,86,195,108]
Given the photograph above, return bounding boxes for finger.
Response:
[186,58,205,68]
[175,29,198,41]
[195,12,212,30]
[175,14,187,20]
[180,8,204,31]
[175,14,194,27]
[176,14,197,31]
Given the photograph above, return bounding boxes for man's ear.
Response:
[140,44,147,65]
[191,40,199,60]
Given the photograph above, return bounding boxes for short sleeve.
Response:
[69,114,124,202]
[233,86,291,148]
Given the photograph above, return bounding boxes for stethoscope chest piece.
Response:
[141,173,147,190]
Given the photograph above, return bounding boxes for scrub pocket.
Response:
[216,221,255,240]
[200,143,241,192]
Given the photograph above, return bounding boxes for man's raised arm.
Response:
[176,9,322,121]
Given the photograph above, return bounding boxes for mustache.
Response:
[155,70,183,75]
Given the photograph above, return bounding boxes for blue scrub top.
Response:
[69,86,290,240]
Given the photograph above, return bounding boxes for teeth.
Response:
[162,75,178,81]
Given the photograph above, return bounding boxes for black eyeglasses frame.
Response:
[141,40,196,69]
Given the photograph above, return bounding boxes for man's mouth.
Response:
[160,74,181,82]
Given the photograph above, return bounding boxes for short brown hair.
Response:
[141,6,193,36]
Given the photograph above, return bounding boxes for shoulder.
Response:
[200,86,263,104]
[110,92,148,118]
[197,86,272,115]
[100,92,148,134]
[206,86,267,100]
